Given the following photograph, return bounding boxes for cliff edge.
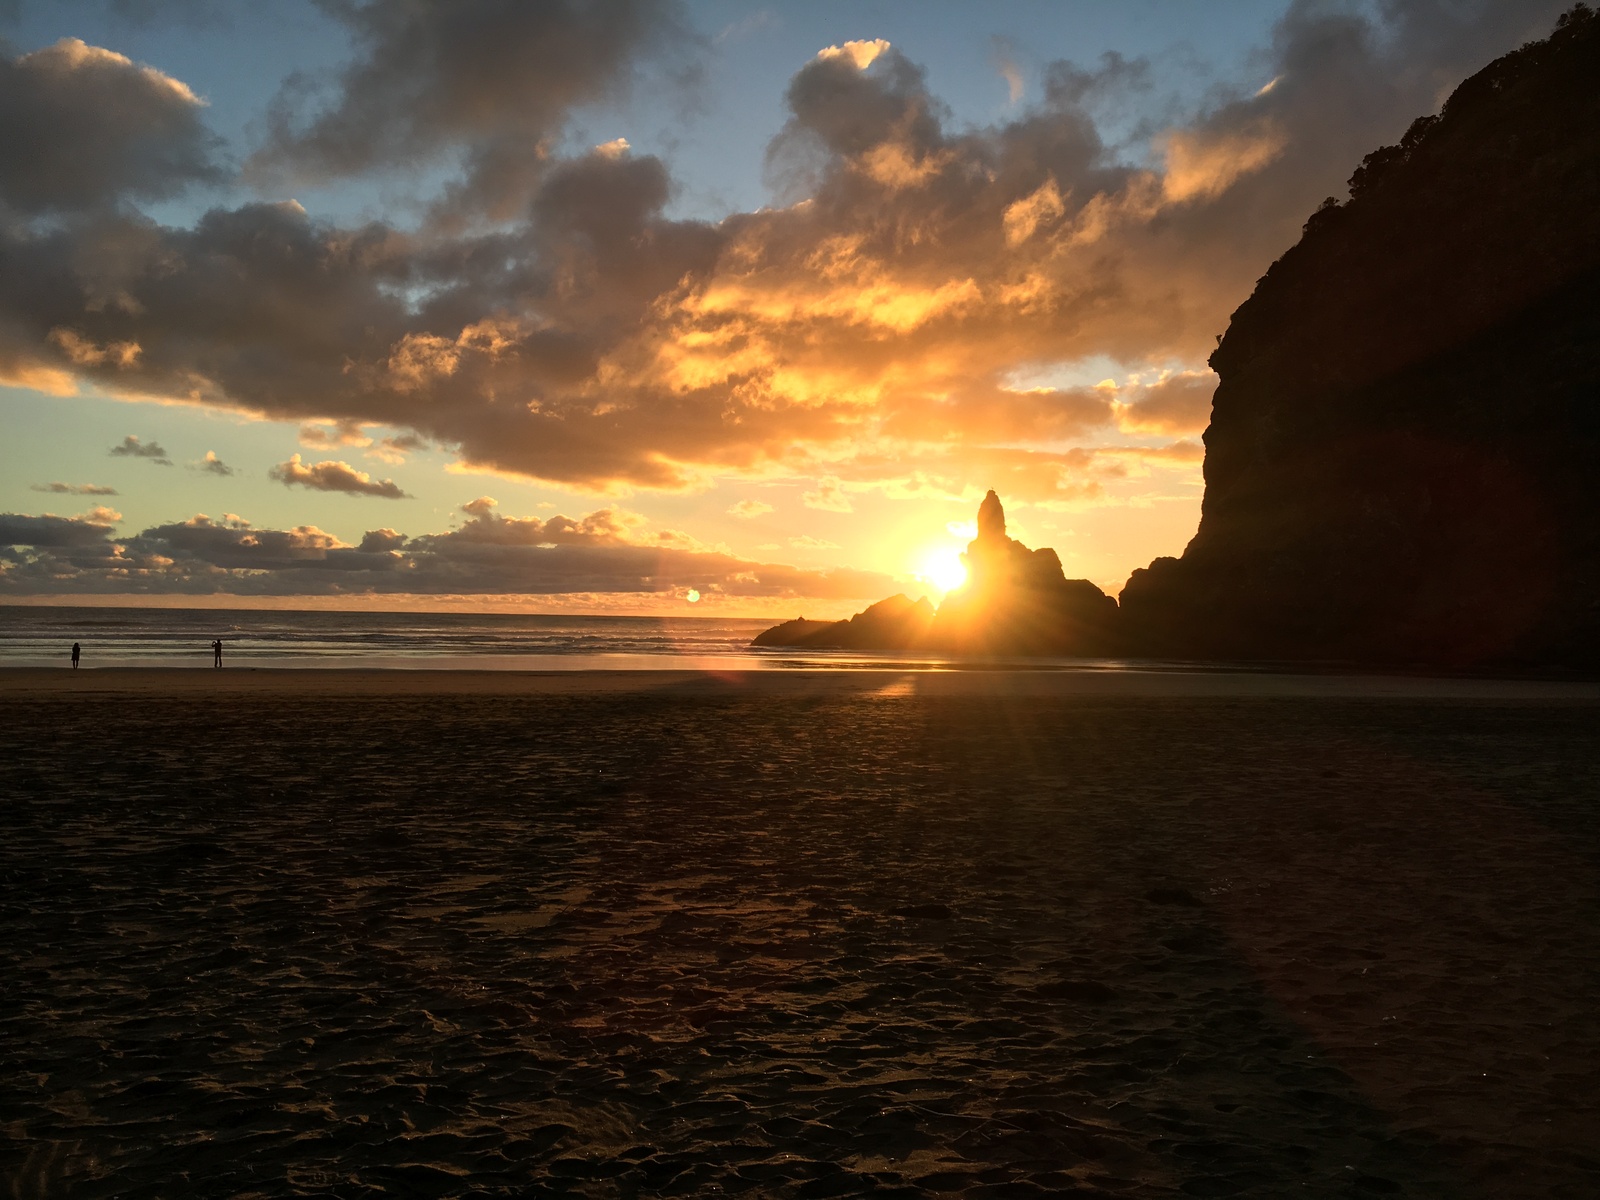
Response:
[1120,6,1600,667]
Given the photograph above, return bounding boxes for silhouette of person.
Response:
[212,638,223,669]
[71,642,80,669]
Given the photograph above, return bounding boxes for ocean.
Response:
[0,605,963,671]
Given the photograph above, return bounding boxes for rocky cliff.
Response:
[927,491,1118,655]
[751,593,934,651]
[1120,6,1600,667]
[753,490,1116,655]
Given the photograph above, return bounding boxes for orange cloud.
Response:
[801,477,852,512]
[268,455,409,499]
[1161,122,1287,203]
[299,419,372,449]
[1114,370,1217,435]
[366,433,428,464]
[49,327,141,369]
[816,39,891,70]
[5,4,1555,523]
[31,38,203,106]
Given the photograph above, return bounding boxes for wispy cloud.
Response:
[991,36,1025,105]
[802,478,852,513]
[714,9,776,46]
[31,482,118,495]
[108,435,170,464]
[367,433,429,466]
[298,420,371,450]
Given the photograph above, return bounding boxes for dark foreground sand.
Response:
[2,668,1598,1199]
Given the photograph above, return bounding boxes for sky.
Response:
[0,0,1569,615]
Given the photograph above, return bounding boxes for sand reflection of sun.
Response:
[917,547,968,593]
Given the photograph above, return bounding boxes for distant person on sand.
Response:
[71,642,80,669]
[212,638,223,669]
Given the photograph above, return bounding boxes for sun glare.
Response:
[918,547,968,593]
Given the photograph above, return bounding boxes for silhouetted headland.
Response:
[752,593,935,651]
[1120,6,1600,668]
[759,8,1600,669]
[753,490,1117,656]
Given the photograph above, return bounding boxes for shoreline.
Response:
[3,664,1597,700]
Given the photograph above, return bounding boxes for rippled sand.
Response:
[2,670,1597,1198]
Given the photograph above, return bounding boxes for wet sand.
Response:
[2,668,1598,1198]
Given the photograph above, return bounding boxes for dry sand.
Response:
[2,667,1597,1198]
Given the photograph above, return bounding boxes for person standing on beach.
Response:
[71,642,80,669]
[212,638,223,668]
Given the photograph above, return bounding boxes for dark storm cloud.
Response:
[0,499,898,599]
[247,0,688,223]
[0,1,1574,509]
[0,37,222,214]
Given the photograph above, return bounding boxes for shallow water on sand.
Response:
[0,606,785,669]
[3,688,1598,1198]
[0,604,1220,675]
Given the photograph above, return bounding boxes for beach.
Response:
[2,669,1597,1198]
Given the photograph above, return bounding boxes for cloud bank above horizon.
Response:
[0,497,896,605]
[0,0,1570,603]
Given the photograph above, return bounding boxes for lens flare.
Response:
[918,547,967,593]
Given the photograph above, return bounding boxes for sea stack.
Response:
[928,491,1117,655]
[752,490,1116,655]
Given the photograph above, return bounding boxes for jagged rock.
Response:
[976,489,1006,541]
[749,618,840,648]
[1119,8,1600,668]
[752,593,934,650]
[928,491,1117,655]
[752,491,1116,655]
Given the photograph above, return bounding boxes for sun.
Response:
[917,546,968,593]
